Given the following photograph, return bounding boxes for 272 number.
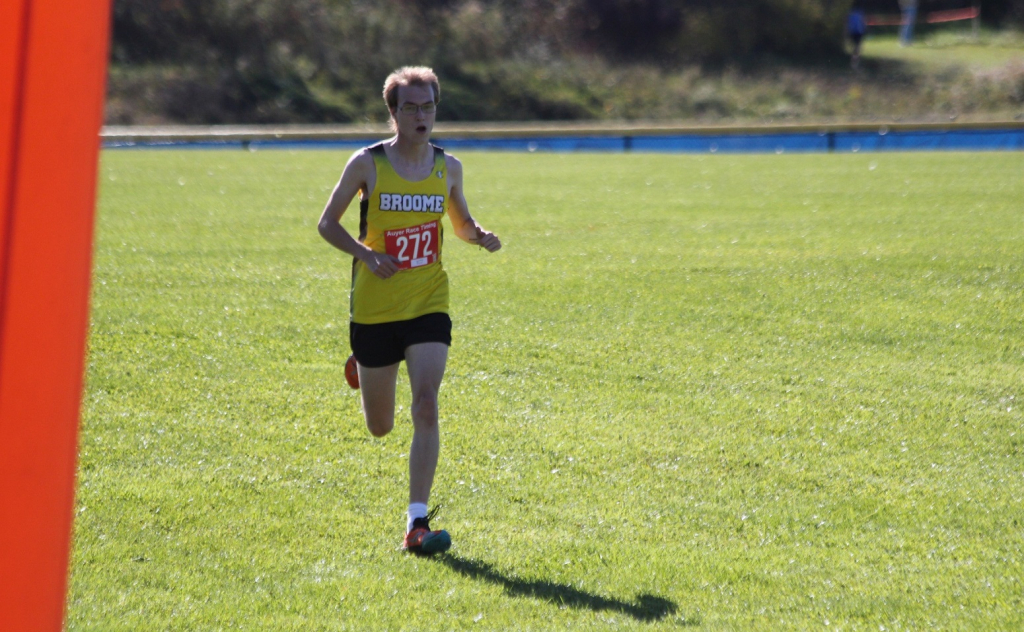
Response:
[395,231,433,263]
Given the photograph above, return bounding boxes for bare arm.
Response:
[317,150,400,279]
[445,155,502,252]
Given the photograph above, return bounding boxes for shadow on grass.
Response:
[432,553,689,624]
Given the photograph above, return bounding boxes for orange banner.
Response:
[0,0,111,629]
[867,7,980,27]
[926,7,980,23]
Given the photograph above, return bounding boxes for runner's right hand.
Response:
[363,250,401,279]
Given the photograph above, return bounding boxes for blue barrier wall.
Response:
[103,127,1024,152]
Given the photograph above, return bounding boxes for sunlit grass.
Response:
[68,149,1024,630]
[865,29,1024,71]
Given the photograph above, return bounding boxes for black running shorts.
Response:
[349,312,452,368]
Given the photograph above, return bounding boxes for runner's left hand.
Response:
[475,230,501,252]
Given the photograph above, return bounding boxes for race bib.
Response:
[384,220,439,270]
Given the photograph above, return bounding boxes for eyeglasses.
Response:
[398,102,437,115]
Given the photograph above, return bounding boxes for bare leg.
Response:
[403,342,448,505]
[357,362,400,437]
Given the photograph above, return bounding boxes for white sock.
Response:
[407,503,428,533]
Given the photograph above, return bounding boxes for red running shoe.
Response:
[344,355,359,389]
[402,513,451,555]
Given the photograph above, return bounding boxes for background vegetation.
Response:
[106,0,1024,125]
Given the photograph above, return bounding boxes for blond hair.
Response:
[382,66,440,112]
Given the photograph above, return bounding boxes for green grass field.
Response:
[69,148,1023,630]
[865,29,1024,72]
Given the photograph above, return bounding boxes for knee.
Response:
[365,413,394,438]
[411,392,439,429]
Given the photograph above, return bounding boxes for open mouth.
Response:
[416,125,427,133]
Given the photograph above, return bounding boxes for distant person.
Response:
[847,2,868,69]
[899,0,918,46]
[317,66,502,555]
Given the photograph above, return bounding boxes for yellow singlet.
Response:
[350,142,449,324]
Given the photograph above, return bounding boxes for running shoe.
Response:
[344,355,359,389]
[402,510,451,555]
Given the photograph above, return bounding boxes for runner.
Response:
[317,67,501,555]
[847,2,867,70]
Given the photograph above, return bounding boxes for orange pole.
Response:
[0,0,111,629]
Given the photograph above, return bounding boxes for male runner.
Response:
[317,67,501,554]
